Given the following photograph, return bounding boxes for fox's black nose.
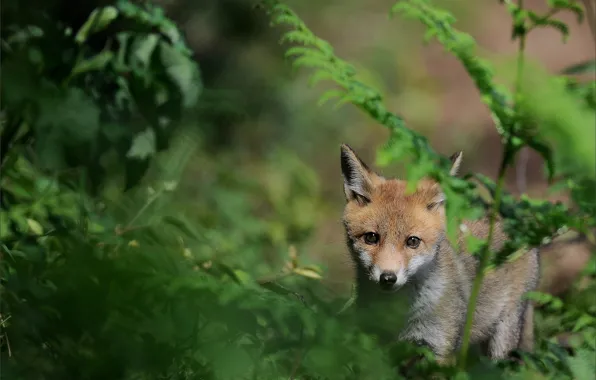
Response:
[379,271,397,287]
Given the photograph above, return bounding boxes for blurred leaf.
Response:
[161,216,200,240]
[525,291,564,311]
[573,314,596,333]
[547,0,584,23]
[127,129,156,160]
[232,270,252,285]
[505,61,596,178]
[71,50,114,76]
[75,6,120,44]
[525,137,555,182]
[1,213,13,240]
[131,34,159,69]
[529,16,570,42]
[567,349,596,380]
[209,344,254,380]
[36,87,101,143]
[159,41,202,108]
[562,60,596,75]
[26,219,44,235]
[293,267,323,280]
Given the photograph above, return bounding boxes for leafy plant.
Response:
[1,0,595,379]
[1,0,201,192]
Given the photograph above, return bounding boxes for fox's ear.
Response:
[340,144,374,205]
[449,151,463,176]
[427,151,463,211]
[427,189,446,212]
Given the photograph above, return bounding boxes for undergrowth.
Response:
[1,0,595,379]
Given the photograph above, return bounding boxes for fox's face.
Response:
[340,144,462,292]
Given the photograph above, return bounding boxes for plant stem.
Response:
[458,0,528,369]
[0,115,23,167]
[514,0,528,195]
[256,271,292,285]
[126,188,163,228]
[514,0,527,106]
[457,152,508,369]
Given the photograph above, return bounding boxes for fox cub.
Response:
[340,144,540,364]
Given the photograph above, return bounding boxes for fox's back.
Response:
[456,218,539,286]
[455,218,540,342]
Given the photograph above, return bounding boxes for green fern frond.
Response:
[284,46,315,57]
[317,90,345,107]
[260,0,446,174]
[308,71,339,87]
[391,0,515,140]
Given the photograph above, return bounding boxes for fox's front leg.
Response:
[434,354,456,367]
[400,328,455,367]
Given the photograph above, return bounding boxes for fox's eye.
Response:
[406,236,421,249]
[363,232,380,245]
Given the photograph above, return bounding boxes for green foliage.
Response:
[1,0,201,192]
[2,0,595,379]
[502,0,584,42]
